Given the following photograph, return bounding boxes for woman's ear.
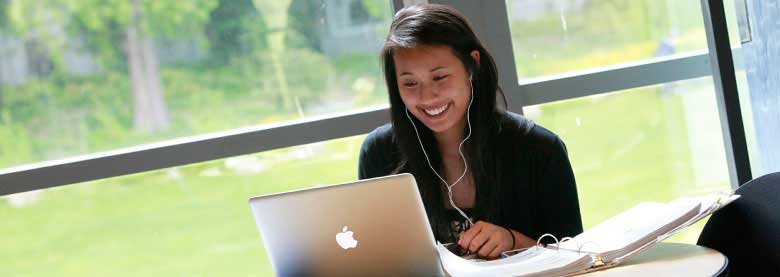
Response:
[470,50,481,67]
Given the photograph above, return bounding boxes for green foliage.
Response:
[229,46,335,111]
[332,53,386,106]
[286,0,325,52]
[6,1,71,66]
[361,0,392,20]
[0,0,8,27]
[0,49,341,167]
[2,72,133,158]
[281,48,333,107]
[0,111,35,168]
[6,0,219,70]
[205,0,268,65]
[142,0,218,37]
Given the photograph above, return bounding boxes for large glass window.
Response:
[523,76,731,242]
[2,1,758,274]
[0,0,392,169]
[0,135,365,276]
[505,0,708,80]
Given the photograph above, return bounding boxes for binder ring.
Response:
[560,237,578,249]
[536,233,559,251]
[577,241,602,254]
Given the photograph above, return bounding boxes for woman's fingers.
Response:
[488,244,505,259]
[458,221,518,259]
[458,221,483,250]
[489,229,512,259]
[478,235,500,258]
[468,229,491,253]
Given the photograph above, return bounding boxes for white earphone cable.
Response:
[405,76,475,225]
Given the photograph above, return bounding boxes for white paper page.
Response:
[438,244,590,277]
[660,194,740,239]
[559,200,700,254]
[688,194,739,220]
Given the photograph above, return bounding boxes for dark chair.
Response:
[697,172,780,276]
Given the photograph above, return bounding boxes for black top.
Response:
[445,208,474,243]
[358,112,583,243]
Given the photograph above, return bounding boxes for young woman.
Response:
[358,4,583,259]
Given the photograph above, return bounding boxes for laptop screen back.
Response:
[248,174,444,276]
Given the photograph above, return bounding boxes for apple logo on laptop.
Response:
[336,226,358,249]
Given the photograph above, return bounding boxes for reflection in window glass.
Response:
[523,77,730,243]
[0,135,365,276]
[0,0,392,169]
[505,0,708,79]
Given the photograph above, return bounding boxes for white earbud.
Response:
[405,73,475,225]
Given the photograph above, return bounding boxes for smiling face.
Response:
[393,45,474,137]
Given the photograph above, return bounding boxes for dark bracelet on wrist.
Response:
[504,226,516,250]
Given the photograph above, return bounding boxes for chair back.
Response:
[697,172,780,276]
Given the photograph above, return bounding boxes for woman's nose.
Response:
[420,83,439,101]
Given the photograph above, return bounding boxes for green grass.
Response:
[0,137,365,276]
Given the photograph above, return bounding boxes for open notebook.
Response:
[438,192,740,277]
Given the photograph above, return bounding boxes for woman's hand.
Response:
[457,221,516,259]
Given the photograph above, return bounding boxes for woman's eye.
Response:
[433,75,449,81]
[403,82,418,87]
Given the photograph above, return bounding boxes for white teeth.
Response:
[424,104,449,116]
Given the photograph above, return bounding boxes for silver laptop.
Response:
[248,173,444,276]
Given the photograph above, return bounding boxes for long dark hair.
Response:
[381,4,508,241]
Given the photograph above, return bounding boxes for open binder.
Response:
[437,192,740,277]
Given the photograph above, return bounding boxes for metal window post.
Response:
[700,0,752,188]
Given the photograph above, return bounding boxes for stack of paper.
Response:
[437,193,740,276]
